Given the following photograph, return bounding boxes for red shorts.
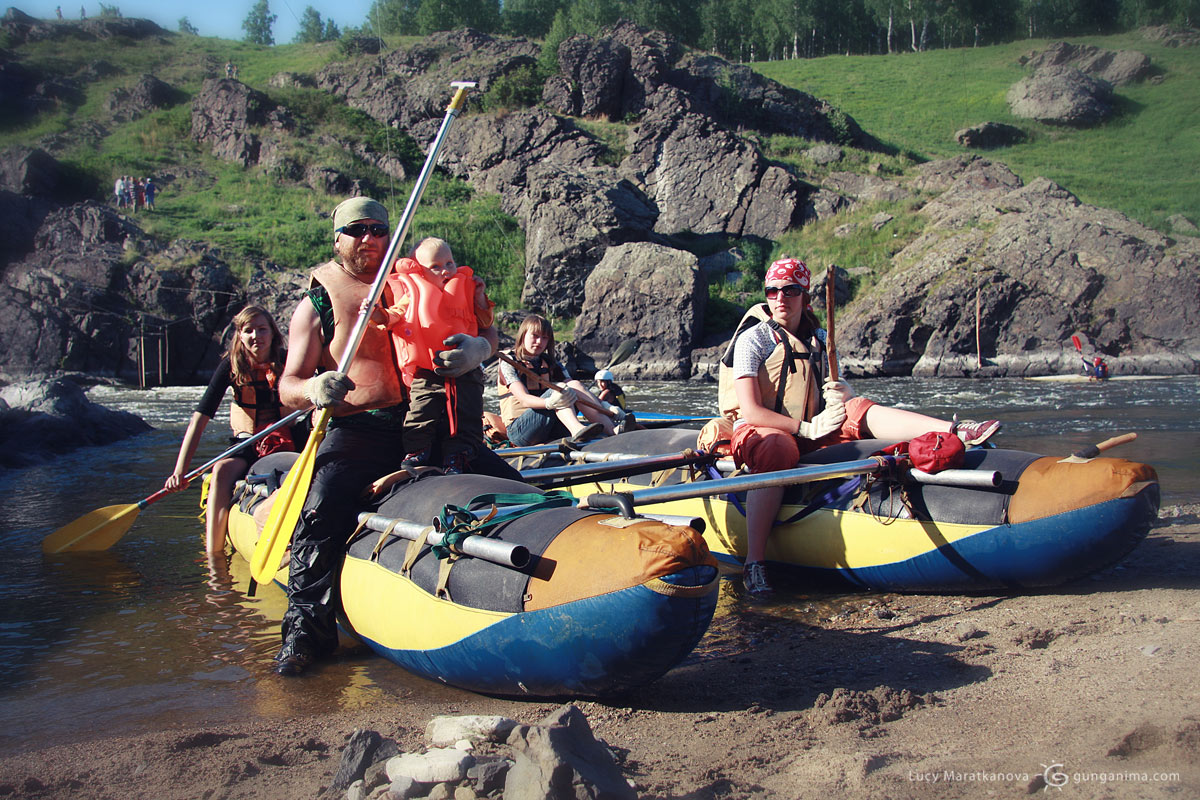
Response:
[730,397,876,473]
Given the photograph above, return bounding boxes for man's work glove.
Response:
[434,333,491,377]
[822,379,855,405]
[545,388,577,410]
[797,401,847,440]
[304,371,354,408]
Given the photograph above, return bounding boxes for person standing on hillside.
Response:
[271,197,508,677]
[143,177,157,210]
[113,175,125,209]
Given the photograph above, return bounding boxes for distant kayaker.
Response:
[497,314,616,446]
[271,197,513,677]
[1087,356,1109,381]
[365,236,498,474]
[718,257,1002,599]
[163,305,295,559]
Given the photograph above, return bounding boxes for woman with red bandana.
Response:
[725,257,1001,599]
[163,305,296,559]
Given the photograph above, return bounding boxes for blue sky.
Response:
[22,0,374,44]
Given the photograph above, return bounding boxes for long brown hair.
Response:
[513,314,556,364]
[228,305,284,385]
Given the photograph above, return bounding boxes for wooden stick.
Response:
[496,352,612,416]
[825,265,839,382]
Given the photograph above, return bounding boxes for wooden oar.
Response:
[249,81,476,585]
[825,265,839,382]
[580,455,902,510]
[1059,432,1136,463]
[42,408,308,553]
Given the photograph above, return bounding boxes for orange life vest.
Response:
[229,362,282,435]
[310,260,406,416]
[385,259,478,379]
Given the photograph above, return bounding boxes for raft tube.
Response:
[224,456,719,696]
[560,428,1160,593]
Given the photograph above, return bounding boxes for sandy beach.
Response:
[3,504,1198,799]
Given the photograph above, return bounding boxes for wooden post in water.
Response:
[157,333,163,386]
[137,319,145,389]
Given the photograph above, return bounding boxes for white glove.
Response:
[823,379,855,405]
[545,388,577,410]
[601,401,625,420]
[304,371,354,408]
[797,402,847,440]
[434,333,491,377]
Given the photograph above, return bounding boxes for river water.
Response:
[1,376,1197,754]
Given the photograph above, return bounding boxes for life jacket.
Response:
[309,260,406,416]
[717,303,827,423]
[385,258,478,379]
[229,361,283,436]
[498,351,564,427]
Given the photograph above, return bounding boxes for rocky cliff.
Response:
[1,17,1196,383]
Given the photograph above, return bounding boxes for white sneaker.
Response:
[742,561,774,599]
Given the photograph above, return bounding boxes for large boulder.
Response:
[574,242,705,379]
[190,78,286,166]
[620,96,806,239]
[0,203,245,379]
[954,121,1026,149]
[517,165,656,316]
[1007,66,1114,126]
[0,378,150,469]
[1021,41,1153,86]
[837,156,1200,377]
[542,34,630,119]
[104,74,180,123]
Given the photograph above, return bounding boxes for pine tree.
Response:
[242,0,277,45]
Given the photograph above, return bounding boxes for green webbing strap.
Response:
[430,490,575,561]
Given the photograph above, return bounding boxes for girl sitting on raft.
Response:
[163,305,297,559]
[721,257,1001,599]
[497,314,616,446]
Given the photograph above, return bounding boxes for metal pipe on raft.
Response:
[357,512,531,569]
[909,467,1002,488]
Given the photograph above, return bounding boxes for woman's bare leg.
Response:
[745,485,785,564]
[861,405,951,441]
[206,456,248,557]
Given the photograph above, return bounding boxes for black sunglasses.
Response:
[337,222,389,239]
[765,284,807,299]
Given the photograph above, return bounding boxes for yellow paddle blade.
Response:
[249,410,329,584]
[42,503,141,553]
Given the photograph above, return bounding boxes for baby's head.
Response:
[413,237,457,283]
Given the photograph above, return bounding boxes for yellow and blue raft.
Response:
[225,457,719,696]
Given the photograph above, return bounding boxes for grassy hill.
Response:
[3,21,1196,326]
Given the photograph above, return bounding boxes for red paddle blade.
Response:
[1071,335,1082,352]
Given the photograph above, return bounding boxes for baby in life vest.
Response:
[370,237,497,473]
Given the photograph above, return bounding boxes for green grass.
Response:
[754,34,1200,234]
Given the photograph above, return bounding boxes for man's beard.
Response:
[338,242,381,276]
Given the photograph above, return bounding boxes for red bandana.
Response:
[765,258,811,290]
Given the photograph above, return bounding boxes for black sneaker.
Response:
[401,448,432,471]
[442,452,466,475]
[742,561,774,599]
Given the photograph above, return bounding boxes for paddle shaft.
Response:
[1072,432,1136,459]
[522,450,715,487]
[582,455,901,509]
[496,351,613,416]
[825,265,839,383]
[333,82,475,379]
[147,408,309,507]
[249,82,475,585]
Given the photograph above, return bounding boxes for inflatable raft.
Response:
[223,452,720,697]
[522,427,1160,593]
